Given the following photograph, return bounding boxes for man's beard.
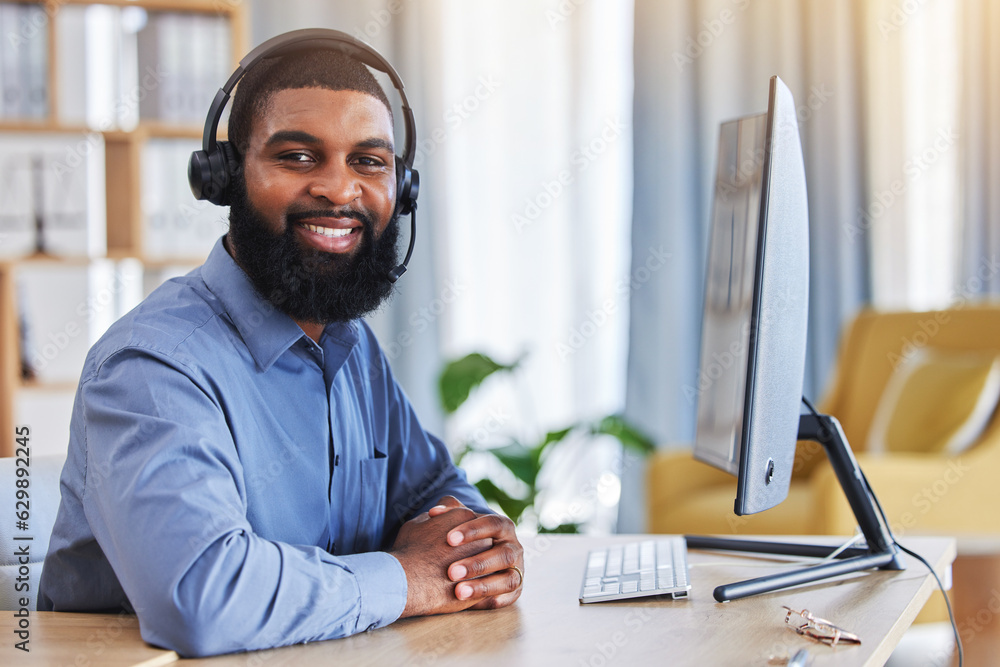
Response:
[226,177,400,324]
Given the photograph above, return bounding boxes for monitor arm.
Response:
[686,412,907,602]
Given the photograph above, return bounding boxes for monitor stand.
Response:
[685,413,907,602]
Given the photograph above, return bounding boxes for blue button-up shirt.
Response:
[38,237,488,657]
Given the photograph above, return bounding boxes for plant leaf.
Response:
[437,352,517,413]
[453,443,473,465]
[590,414,656,455]
[474,478,530,524]
[536,426,574,457]
[488,442,540,489]
[539,522,580,534]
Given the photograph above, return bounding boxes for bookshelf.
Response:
[0,0,247,456]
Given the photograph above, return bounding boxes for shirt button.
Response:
[366,623,377,632]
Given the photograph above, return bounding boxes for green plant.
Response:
[438,352,655,532]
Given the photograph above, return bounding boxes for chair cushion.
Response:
[867,349,1000,456]
[649,482,814,536]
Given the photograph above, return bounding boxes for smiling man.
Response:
[38,46,524,657]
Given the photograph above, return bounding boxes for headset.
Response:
[188,28,419,282]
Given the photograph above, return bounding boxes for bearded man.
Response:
[38,43,524,658]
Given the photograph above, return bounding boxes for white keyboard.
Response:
[579,537,691,603]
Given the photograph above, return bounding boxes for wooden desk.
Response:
[0,610,177,667]
[0,535,955,667]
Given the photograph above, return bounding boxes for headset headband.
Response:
[200,28,416,168]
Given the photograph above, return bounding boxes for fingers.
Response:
[428,495,466,517]
[468,586,522,610]
[443,512,524,609]
[446,513,514,547]
[453,565,524,603]
[447,540,519,581]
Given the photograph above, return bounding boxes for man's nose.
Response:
[307,162,360,205]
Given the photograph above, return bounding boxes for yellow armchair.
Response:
[648,304,1000,539]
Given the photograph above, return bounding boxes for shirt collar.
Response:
[201,236,359,372]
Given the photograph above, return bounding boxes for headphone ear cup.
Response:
[188,149,213,202]
[188,141,239,206]
[394,155,419,217]
[213,141,240,206]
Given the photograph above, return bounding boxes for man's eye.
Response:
[280,152,313,163]
[354,156,385,167]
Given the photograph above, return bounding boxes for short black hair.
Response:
[228,48,393,157]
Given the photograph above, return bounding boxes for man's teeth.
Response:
[301,223,354,237]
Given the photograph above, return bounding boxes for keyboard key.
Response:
[581,537,690,603]
[640,544,654,570]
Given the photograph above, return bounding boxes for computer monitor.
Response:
[687,76,904,602]
[692,76,809,516]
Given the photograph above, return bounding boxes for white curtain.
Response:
[959,0,1000,292]
[861,0,961,310]
[250,1,635,530]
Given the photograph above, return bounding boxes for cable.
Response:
[861,464,964,667]
[688,533,865,570]
[801,395,963,666]
[818,532,865,563]
[800,395,820,417]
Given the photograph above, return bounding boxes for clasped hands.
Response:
[390,496,524,618]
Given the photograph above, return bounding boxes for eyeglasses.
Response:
[782,606,862,647]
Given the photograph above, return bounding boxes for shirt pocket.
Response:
[354,456,388,552]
